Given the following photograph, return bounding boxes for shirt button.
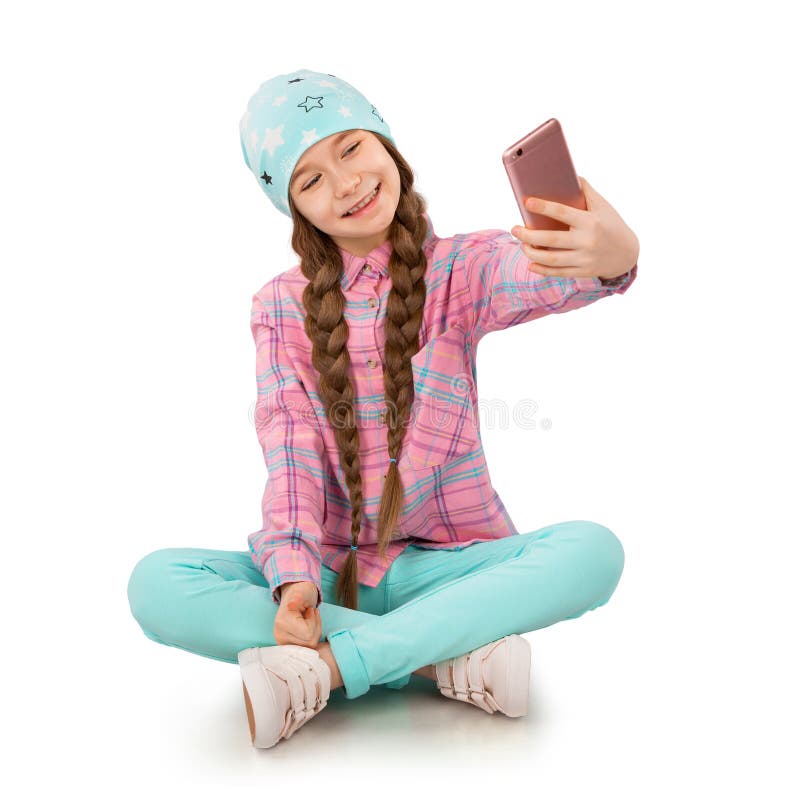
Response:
[367,359,377,368]
[368,297,377,308]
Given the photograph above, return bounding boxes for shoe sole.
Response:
[497,634,531,717]
[242,681,256,743]
[238,647,284,748]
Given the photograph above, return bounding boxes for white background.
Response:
[2,0,798,796]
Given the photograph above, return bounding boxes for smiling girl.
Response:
[127,68,639,749]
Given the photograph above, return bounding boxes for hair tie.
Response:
[350,544,358,551]
[389,457,397,464]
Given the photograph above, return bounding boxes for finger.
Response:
[314,608,322,640]
[298,614,313,637]
[511,226,573,250]
[284,633,314,647]
[524,195,584,226]
[302,607,317,633]
[289,619,314,640]
[519,242,581,268]
[578,175,605,209]
[288,601,310,621]
[275,626,305,647]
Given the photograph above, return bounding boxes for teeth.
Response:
[346,187,377,215]
[345,186,378,215]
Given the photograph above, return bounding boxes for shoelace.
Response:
[263,647,331,740]
[435,644,503,714]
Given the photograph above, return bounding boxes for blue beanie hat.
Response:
[239,68,396,217]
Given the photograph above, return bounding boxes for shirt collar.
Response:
[338,210,436,291]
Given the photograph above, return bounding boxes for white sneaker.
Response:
[434,634,531,717]
[238,644,332,748]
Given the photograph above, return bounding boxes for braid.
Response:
[289,133,429,610]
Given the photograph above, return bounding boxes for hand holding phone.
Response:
[501,119,639,280]
[502,118,584,249]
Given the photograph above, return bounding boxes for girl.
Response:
[127,68,639,749]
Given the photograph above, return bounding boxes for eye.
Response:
[301,141,360,191]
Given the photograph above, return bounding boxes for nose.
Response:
[335,172,360,198]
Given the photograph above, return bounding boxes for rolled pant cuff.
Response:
[327,628,370,699]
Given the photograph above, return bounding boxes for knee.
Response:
[126,548,183,628]
[568,520,625,589]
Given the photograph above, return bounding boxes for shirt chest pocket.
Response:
[401,324,480,470]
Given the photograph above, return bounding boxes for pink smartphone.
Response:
[502,118,584,249]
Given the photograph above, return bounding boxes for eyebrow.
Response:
[291,131,355,187]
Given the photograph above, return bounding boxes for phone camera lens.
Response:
[516,148,523,157]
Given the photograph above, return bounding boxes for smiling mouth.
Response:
[342,183,381,216]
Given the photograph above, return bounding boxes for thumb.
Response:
[578,176,604,210]
[287,597,309,616]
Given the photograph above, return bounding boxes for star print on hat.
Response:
[239,68,396,218]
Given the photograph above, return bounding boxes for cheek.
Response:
[299,194,327,220]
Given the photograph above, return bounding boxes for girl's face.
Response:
[289,129,401,257]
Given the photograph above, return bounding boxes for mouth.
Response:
[342,182,382,217]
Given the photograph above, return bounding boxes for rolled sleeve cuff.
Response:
[265,552,323,607]
[597,262,638,293]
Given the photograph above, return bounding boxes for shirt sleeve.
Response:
[462,229,637,347]
[247,296,326,608]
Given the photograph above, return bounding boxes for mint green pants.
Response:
[127,520,624,700]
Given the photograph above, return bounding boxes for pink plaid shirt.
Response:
[248,210,637,606]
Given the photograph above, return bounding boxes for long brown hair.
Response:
[287,132,429,611]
